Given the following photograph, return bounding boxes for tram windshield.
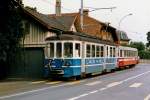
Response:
[64,43,73,58]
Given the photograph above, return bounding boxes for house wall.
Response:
[15,20,57,79]
[21,20,56,47]
[70,24,77,32]
[120,41,129,45]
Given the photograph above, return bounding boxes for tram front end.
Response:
[44,41,82,78]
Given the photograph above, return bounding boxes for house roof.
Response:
[23,7,119,42]
[23,7,76,31]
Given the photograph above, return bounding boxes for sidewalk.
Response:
[0,78,49,96]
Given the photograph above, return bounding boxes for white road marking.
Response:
[85,81,101,86]
[68,93,89,100]
[107,81,122,88]
[144,94,150,100]
[99,87,107,91]
[89,90,98,94]
[129,83,142,88]
[68,70,150,100]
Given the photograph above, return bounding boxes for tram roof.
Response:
[45,31,117,46]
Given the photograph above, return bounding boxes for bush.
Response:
[139,50,150,59]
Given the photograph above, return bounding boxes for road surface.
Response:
[0,64,150,100]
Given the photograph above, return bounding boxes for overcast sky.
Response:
[23,0,150,43]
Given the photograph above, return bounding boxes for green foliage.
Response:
[139,50,150,59]
[0,0,24,78]
[128,41,150,59]
[129,41,145,51]
[146,31,150,47]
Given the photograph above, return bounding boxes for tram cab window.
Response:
[86,44,91,57]
[50,43,54,58]
[75,43,80,57]
[64,43,73,58]
[92,45,95,57]
[56,43,62,58]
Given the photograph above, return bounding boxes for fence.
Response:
[140,59,150,64]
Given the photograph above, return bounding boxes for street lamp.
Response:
[118,13,133,30]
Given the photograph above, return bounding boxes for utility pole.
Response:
[80,0,83,30]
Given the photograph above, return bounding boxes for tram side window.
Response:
[64,43,73,58]
[92,45,95,57]
[124,50,126,57]
[86,44,91,57]
[124,50,127,57]
[107,46,109,57]
[101,46,104,57]
[110,47,113,57]
[113,47,116,57]
[75,43,80,57]
[120,50,122,57]
[96,46,100,57]
[56,43,62,58]
[50,43,54,58]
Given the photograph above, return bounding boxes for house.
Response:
[116,30,130,45]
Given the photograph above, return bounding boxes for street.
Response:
[0,64,150,100]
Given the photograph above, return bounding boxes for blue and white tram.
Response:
[44,32,117,78]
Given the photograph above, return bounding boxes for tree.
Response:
[129,41,145,51]
[146,31,150,47]
[0,0,24,79]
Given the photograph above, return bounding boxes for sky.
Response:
[23,0,150,43]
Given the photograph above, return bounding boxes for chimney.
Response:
[79,9,89,16]
[56,0,61,16]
